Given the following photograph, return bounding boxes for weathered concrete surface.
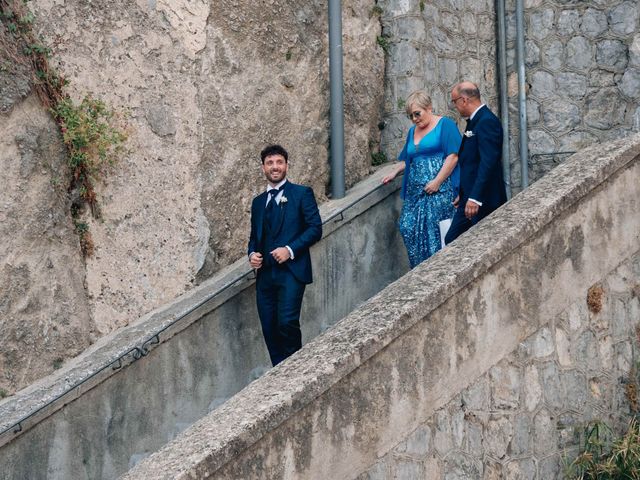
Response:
[0,24,94,395]
[0,165,407,480]
[0,91,94,394]
[122,135,640,479]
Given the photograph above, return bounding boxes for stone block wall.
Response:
[378,0,500,159]
[358,253,640,479]
[505,0,640,190]
[377,0,640,195]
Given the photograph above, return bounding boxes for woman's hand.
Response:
[382,171,397,184]
[383,163,405,184]
[424,180,441,194]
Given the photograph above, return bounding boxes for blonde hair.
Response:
[405,90,432,115]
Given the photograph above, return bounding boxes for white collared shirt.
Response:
[468,104,485,121]
[266,179,287,206]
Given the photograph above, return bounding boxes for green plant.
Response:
[1,0,66,108]
[285,49,292,61]
[0,388,7,399]
[565,418,640,479]
[370,5,383,17]
[54,95,127,216]
[371,151,387,166]
[73,219,94,257]
[397,98,406,110]
[376,35,391,54]
[420,1,425,12]
[52,358,63,370]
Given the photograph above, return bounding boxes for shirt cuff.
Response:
[469,198,483,206]
[248,252,256,260]
[285,246,295,260]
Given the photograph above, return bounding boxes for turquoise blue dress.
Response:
[398,117,462,268]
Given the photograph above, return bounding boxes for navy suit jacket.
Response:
[248,181,322,285]
[458,105,507,210]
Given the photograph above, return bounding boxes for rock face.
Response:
[0,55,94,393]
[0,0,384,393]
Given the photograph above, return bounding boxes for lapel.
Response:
[459,106,485,156]
[256,191,268,242]
[272,181,289,236]
[468,105,485,130]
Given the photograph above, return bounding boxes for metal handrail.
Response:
[530,150,577,160]
[0,179,395,442]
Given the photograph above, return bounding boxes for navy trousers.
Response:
[256,265,306,366]
[444,203,494,245]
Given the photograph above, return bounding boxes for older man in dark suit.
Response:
[248,144,322,366]
[445,81,507,244]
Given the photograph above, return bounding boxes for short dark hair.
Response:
[260,144,288,163]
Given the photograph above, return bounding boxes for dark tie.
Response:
[266,188,281,208]
[265,187,281,225]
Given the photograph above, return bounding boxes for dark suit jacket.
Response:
[248,181,322,285]
[458,105,507,211]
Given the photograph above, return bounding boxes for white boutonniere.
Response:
[280,195,288,204]
[464,130,475,137]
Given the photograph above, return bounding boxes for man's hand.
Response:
[271,247,291,264]
[249,252,263,269]
[464,200,479,219]
[452,195,460,208]
[424,180,441,194]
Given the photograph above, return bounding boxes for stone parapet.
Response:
[124,134,640,479]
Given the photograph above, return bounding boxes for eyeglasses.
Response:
[408,111,422,120]
[450,96,465,107]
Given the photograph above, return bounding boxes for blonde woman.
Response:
[383,90,461,267]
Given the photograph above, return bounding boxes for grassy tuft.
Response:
[565,418,640,479]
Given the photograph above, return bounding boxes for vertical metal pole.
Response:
[496,0,512,200]
[515,0,529,189]
[329,0,345,199]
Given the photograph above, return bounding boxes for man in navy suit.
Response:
[248,145,322,366]
[445,81,507,244]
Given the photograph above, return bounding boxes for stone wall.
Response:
[0,167,408,480]
[378,0,500,160]
[506,0,640,190]
[0,0,384,394]
[378,0,640,194]
[122,138,639,478]
[359,254,639,478]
